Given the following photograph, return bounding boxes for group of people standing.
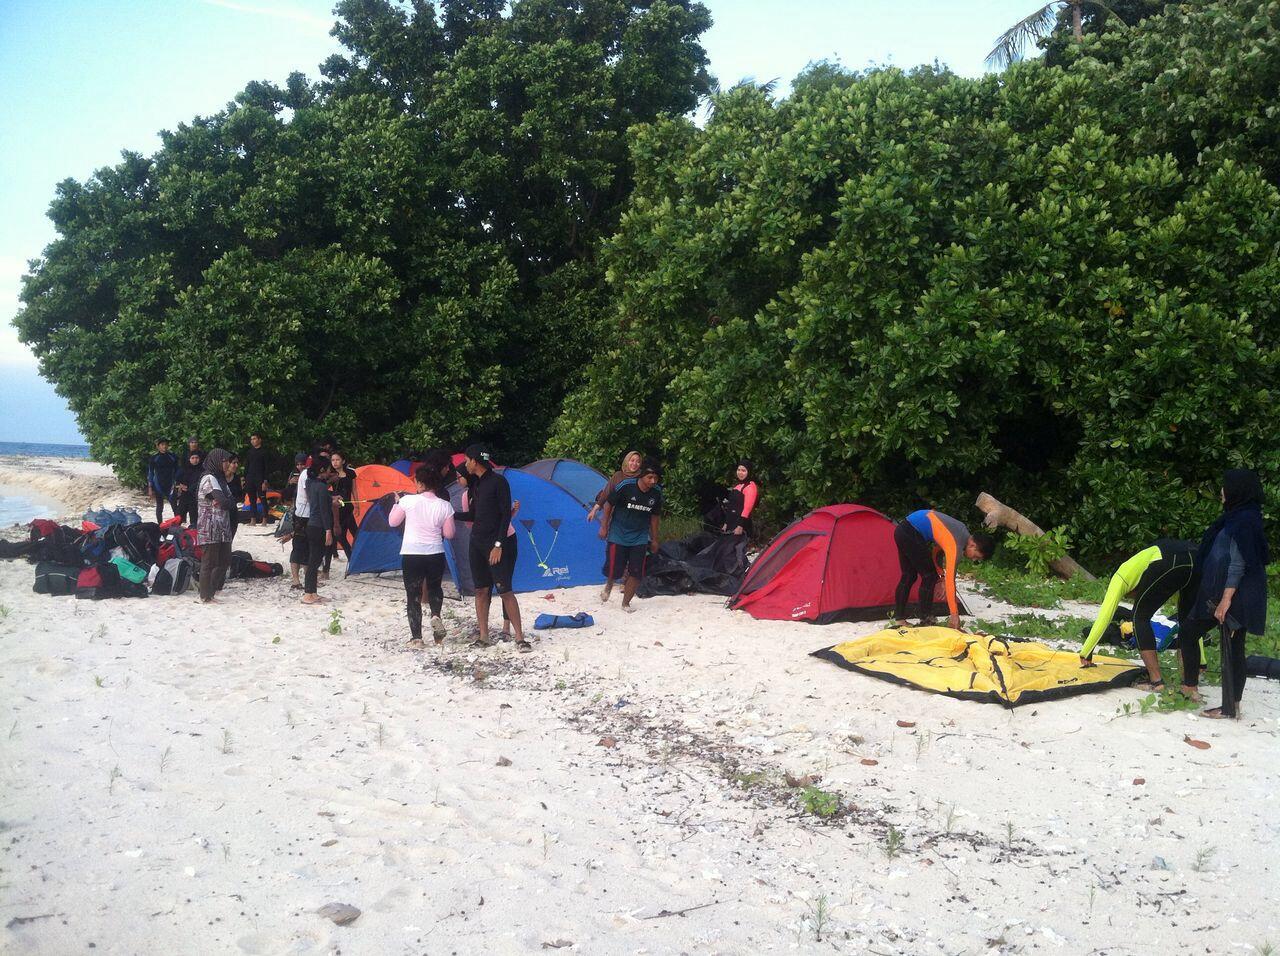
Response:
[282,440,361,605]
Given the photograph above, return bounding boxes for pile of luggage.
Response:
[6,509,284,600]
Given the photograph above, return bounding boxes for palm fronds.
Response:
[985,2,1061,70]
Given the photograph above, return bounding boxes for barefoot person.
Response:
[454,444,528,651]
[1078,539,1199,690]
[288,452,311,589]
[146,439,180,523]
[893,509,995,630]
[589,450,642,601]
[301,461,334,605]
[389,463,456,647]
[329,451,360,561]
[599,458,663,613]
[1177,469,1269,717]
[196,449,236,603]
[243,433,270,525]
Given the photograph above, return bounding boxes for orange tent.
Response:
[352,465,416,523]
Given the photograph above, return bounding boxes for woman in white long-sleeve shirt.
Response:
[389,462,456,646]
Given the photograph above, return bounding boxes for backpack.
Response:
[33,561,82,596]
[110,555,149,584]
[76,562,148,600]
[149,557,194,596]
[111,522,159,567]
[228,551,282,579]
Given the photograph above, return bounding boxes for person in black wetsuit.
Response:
[243,433,270,525]
[302,462,334,604]
[328,450,359,561]
[226,453,244,541]
[176,449,205,528]
[454,443,528,651]
[146,439,180,523]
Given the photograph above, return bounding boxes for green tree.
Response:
[16,0,713,482]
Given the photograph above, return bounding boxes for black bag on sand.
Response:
[33,561,82,595]
[1246,655,1280,681]
[228,551,284,579]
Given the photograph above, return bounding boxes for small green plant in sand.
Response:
[159,745,172,773]
[93,675,104,688]
[800,786,840,819]
[1005,820,1015,846]
[806,895,831,942]
[1192,845,1217,873]
[1115,687,1200,718]
[554,679,567,691]
[108,765,121,794]
[883,825,905,859]
[0,603,11,621]
[732,770,771,790]
[221,729,233,755]
[271,635,281,644]
[327,609,344,635]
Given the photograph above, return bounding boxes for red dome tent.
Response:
[729,504,961,623]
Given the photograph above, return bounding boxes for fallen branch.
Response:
[974,492,1095,581]
[639,900,722,920]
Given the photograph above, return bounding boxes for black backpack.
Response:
[33,561,82,596]
[150,557,194,596]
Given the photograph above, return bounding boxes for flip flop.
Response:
[1134,679,1165,692]
[515,640,533,654]
[1201,706,1236,720]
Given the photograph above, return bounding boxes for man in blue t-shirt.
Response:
[598,458,663,613]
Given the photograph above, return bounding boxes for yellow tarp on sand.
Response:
[811,626,1141,708]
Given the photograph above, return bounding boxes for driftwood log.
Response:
[974,492,1095,581]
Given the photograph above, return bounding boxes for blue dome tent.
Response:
[348,469,606,595]
[520,458,607,510]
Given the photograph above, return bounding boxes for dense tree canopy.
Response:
[549,0,1280,558]
[16,0,1280,559]
[16,0,712,480]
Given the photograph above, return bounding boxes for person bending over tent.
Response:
[389,463,456,647]
[454,444,529,652]
[1078,539,1199,692]
[894,509,995,631]
[1176,469,1270,718]
[599,458,663,613]
[147,438,180,523]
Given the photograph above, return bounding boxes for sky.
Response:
[0,0,1036,444]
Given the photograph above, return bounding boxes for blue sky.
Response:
[0,0,1035,443]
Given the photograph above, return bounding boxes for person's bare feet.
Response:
[301,593,325,604]
[1180,685,1203,703]
[600,586,612,603]
[621,602,636,614]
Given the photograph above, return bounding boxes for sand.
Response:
[1,457,1277,955]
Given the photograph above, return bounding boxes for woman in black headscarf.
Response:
[706,459,760,538]
[1178,469,1270,717]
[197,448,237,602]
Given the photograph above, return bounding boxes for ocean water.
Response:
[0,439,92,526]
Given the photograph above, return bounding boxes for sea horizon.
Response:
[0,440,92,460]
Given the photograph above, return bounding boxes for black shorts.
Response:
[606,542,649,579]
[470,534,517,594]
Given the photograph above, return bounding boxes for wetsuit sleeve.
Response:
[740,483,758,520]
[495,477,513,544]
[315,489,335,531]
[146,457,157,490]
[454,490,473,523]
[1080,548,1156,659]
[926,512,960,619]
[1225,536,1246,589]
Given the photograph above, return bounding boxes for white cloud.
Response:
[198,0,332,31]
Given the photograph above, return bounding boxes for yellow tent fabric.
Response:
[812,626,1141,708]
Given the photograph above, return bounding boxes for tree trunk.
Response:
[1072,2,1083,41]
[974,492,1096,581]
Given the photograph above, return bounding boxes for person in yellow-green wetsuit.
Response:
[894,510,996,631]
[1079,539,1199,692]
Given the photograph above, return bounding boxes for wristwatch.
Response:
[493,540,503,548]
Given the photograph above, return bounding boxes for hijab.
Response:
[1196,468,1269,580]
[203,448,233,499]
[621,450,641,478]
[735,459,755,486]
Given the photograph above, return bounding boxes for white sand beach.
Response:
[1,458,1278,954]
